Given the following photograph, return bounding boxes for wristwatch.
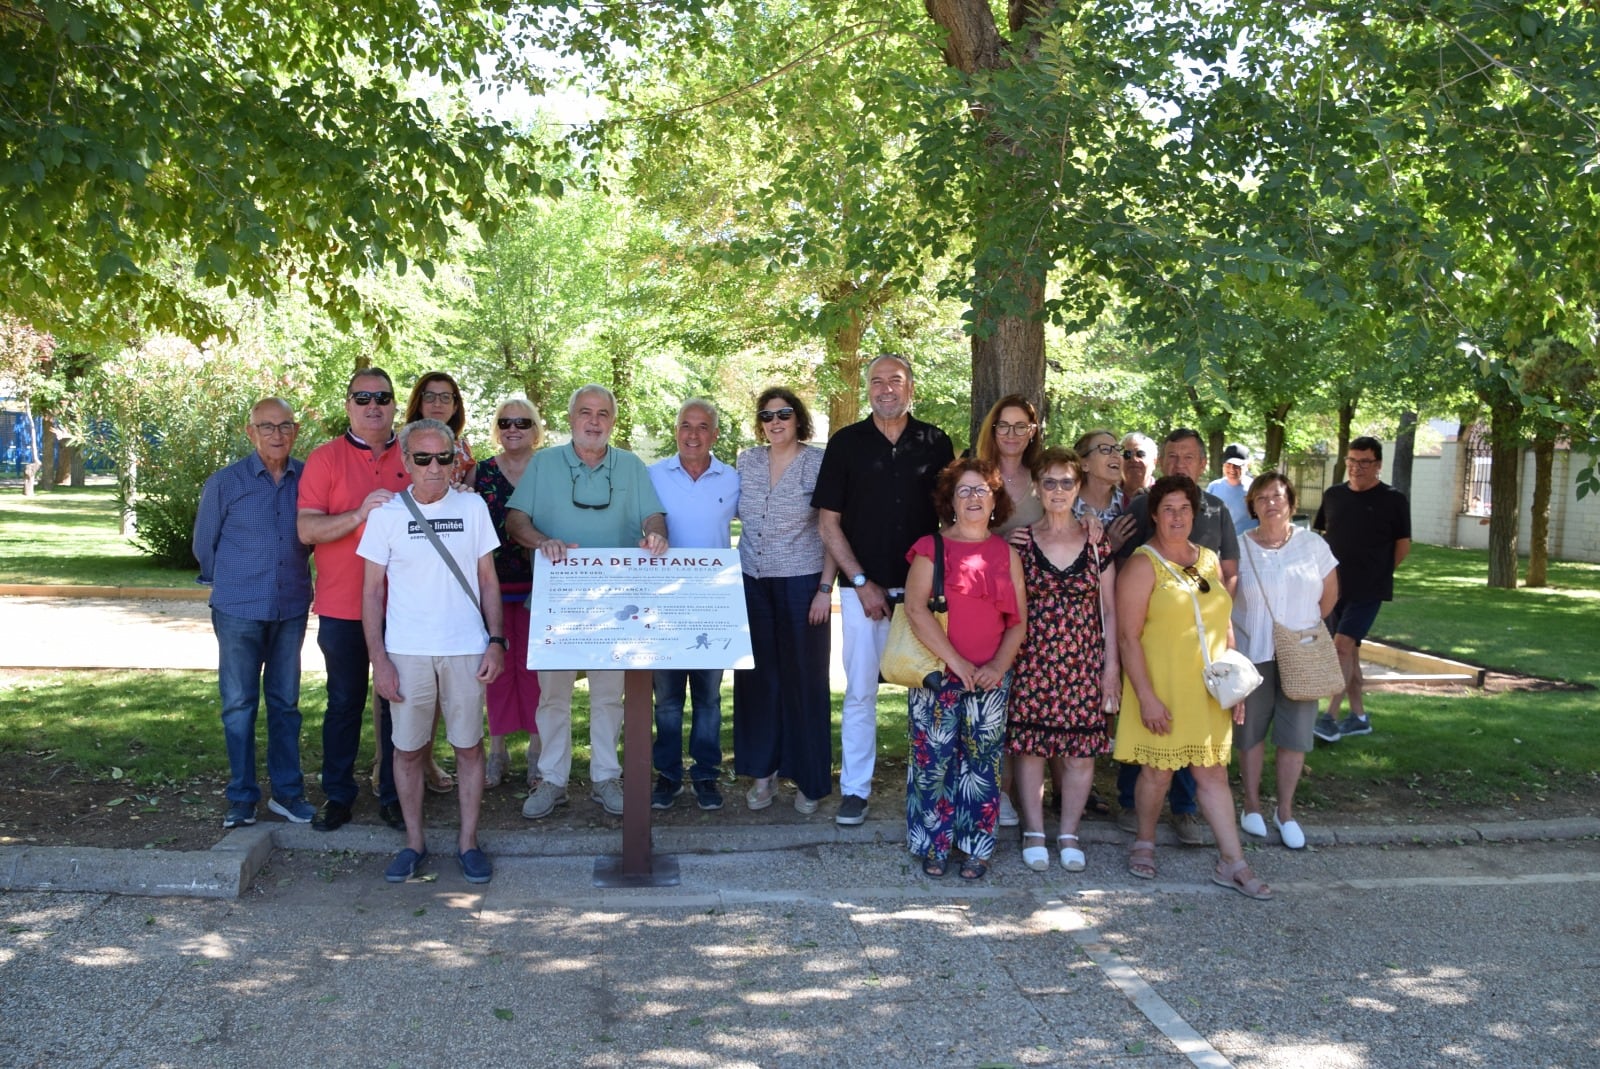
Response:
[487,636,508,649]
[818,581,833,594]
[850,573,867,588]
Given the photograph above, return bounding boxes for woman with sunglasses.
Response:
[1006,448,1119,872]
[474,398,545,789]
[733,388,836,814]
[404,372,475,485]
[1115,475,1271,899]
[1074,429,1137,554]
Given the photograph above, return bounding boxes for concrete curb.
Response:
[3,815,1595,899]
[0,584,208,600]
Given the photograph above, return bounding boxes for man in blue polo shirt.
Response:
[193,397,314,829]
[647,399,739,811]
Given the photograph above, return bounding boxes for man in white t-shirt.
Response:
[358,419,505,885]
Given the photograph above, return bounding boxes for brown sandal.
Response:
[1128,840,1157,880]
[1212,858,1272,900]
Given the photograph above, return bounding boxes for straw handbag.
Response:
[879,535,948,690]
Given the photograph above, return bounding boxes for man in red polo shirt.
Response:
[297,368,412,832]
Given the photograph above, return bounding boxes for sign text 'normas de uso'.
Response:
[528,549,754,672]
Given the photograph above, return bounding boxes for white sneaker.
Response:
[999,794,1020,828]
[1240,811,1268,837]
[1273,811,1307,849]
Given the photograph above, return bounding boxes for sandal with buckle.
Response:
[1057,833,1086,872]
[1021,831,1049,871]
[1212,857,1273,900]
[426,761,455,794]
[1128,840,1157,880]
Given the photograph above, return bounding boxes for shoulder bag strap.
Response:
[1141,544,1215,669]
[400,490,482,619]
[929,532,948,612]
[1241,534,1279,629]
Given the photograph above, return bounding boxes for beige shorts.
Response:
[390,653,485,751]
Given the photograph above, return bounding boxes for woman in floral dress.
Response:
[1006,447,1119,872]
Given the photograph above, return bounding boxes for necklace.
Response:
[1253,526,1292,550]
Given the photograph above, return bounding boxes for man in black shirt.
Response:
[813,355,954,825]
[1312,436,1412,740]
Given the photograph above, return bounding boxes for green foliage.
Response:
[0,0,542,344]
[91,337,289,567]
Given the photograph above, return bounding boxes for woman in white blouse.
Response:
[1231,473,1339,849]
[733,388,836,814]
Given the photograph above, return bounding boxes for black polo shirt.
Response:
[1313,481,1411,601]
[811,415,954,589]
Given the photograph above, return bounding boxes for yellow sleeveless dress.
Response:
[1113,545,1234,768]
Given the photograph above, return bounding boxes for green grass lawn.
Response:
[0,485,195,587]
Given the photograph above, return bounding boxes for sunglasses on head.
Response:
[497,417,534,430]
[410,451,454,467]
[758,407,795,423]
[349,391,394,406]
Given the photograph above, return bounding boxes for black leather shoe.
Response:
[311,801,352,832]
[378,802,406,831]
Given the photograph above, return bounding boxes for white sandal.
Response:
[1057,834,1086,872]
[1021,831,1049,871]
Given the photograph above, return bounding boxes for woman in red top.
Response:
[902,458,1027,880]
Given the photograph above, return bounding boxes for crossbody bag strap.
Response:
[1139,544,1214,669]
[400,490,483,620]
[1241,533,1281,629]
[929,531,948,613]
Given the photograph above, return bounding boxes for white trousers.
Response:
[534,669,625,787]
[838,588,891,799]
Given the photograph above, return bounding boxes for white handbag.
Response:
[1145,547,1263,708]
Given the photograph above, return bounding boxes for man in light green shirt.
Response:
[506,384,667,819]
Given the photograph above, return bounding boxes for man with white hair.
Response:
[647,399,739,811]
[505,384,669,819]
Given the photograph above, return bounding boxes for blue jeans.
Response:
[1117,762,1197,815]
[316,616,396,808]
[213,608,308,804]
[652,668,723,784]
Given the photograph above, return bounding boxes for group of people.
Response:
[194,355,1410,893]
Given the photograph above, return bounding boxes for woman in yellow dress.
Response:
[1115,474,1271,899]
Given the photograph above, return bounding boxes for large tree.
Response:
[1,0,541,344]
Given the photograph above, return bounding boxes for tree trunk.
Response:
[607,332,635,451]
[1525,437,1554,587]
[70,447,86,486]
[1485,408,1521,589]
[39,417,57,488]
[1262,402,1291,470]
[1391,410,1417,498]
[968,276,1045,445]
[826,297,866,434]
[1205,427,1225,479]
[1332,401,1355,485]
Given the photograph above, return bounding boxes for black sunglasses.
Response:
[410,452,454,467]
[1123,448,1149,460]
[349,391,394,406]
[497,417,535,430]
[758,407,795,423]
[1181,563,1211,594]
[571,470,613,510]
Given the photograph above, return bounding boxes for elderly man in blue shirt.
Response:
[647,399,739,811]
[193,397,315,829]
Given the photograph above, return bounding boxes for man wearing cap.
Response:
[1208,443,1256,535]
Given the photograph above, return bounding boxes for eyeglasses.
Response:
[1346,458,1379,469]
[758,407,795,423]
[1122,449,1148,460]
[1181,563,1211,594]
[421,390,456,405]
[571,470,613,510]
[497,417,534,430]
[995,421,1036,437]
[349,391,394,406]
[410,451,454,467]
[955,485,992,499]
[1039,477,1076,492]
[1083,443,1119,457]
[251,421,295,436]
